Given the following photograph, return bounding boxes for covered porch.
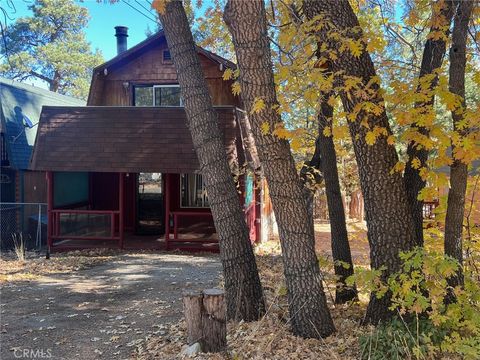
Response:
[31,106,260,252]
[46,171,222,252]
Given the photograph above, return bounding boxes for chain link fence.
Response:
[0,202,47,251]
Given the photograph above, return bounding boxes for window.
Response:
[180,174,209,208]
[133,85,183,107]
[162,50,172,63]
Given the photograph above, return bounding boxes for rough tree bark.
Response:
[404,0,455,247]
[444,0,474,289]
[304,0,416,324]
[300,93,357,304]
[224,0,335,338]
[158,0,265,321]
[317,95,357,304]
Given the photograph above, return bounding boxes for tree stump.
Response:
[183,290,203,345]
[201,289,226,353]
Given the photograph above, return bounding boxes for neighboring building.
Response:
[31,28,274,252]
[0,78,84,203]
[0,78,84,249]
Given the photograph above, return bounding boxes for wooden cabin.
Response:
[30,28,268,252]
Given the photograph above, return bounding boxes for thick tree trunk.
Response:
[404,0,455,247]
[444,0,474,289]
[304,0,416,324]
[201,289,227,352]
[224,0,335,338]
[158,1,265,321]
[317,96,357,304]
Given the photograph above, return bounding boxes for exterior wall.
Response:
[89,41,240,107]
[90,172,136,230]
[23,170,47,204]
[0,167,16,202]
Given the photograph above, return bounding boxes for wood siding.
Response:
[89,40,239,107]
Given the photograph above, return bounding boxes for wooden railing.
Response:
[166,211,215,249]
[50,209,120,242]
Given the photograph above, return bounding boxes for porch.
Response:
[46,171,227,252]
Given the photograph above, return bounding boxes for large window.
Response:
[134,85,183,107]
[180,174,209,208]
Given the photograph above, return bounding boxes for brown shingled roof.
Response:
[30,106,244,174]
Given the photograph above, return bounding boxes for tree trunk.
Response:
[224,0,335,338]
[183,290,203,345]
[299,154,321,223]
[317,95,357,304]
[444,0,474,289]
[158,1,265,321]
[201,289,227,353]
[404,0,455,247]
[304,0,416,324]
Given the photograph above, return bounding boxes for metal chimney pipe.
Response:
[115,26,128,55]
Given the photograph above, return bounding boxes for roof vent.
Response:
[115,26,128,55]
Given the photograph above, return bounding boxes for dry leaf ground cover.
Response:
[135,252,369,360]
[0,249,118,283]
[0,252,221,360]
[0,221,371,360]
[135,223,372,360]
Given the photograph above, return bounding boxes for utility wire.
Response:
[121,0,159,24]
[134,0,155,16]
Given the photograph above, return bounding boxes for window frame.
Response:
[133,84,183,107]
[180,173,209,209]
[153,84,183,107]
[162,50,173,64]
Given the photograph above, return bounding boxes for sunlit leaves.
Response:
[251,98,266,114]
[151,0,168,14]
[222,68,234,81]
[231,82,241,96]
[365,131,376,146]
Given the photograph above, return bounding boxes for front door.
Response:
[136,173,164,235]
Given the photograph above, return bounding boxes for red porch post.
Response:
[164,173,171,250]
[46,171,53,254]
[119,172,125,249]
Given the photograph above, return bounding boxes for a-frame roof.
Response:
[87,30,235,104]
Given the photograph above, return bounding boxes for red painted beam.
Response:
[51,236,120,241]
[119,172,125,249]
[165,173,171,250]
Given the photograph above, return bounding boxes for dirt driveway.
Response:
[0,253,221,360]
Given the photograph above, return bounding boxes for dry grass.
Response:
[135,244,370,359]
[0,248,118,283]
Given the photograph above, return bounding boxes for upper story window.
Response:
[133,85,183,107]
[162,50,172,64]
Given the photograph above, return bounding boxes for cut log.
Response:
[201,289,226,352]
[183,290,203,345]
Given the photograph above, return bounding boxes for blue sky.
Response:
[7,0,162,61]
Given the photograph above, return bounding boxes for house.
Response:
[30,28,274,252]
[0,78,84,249]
